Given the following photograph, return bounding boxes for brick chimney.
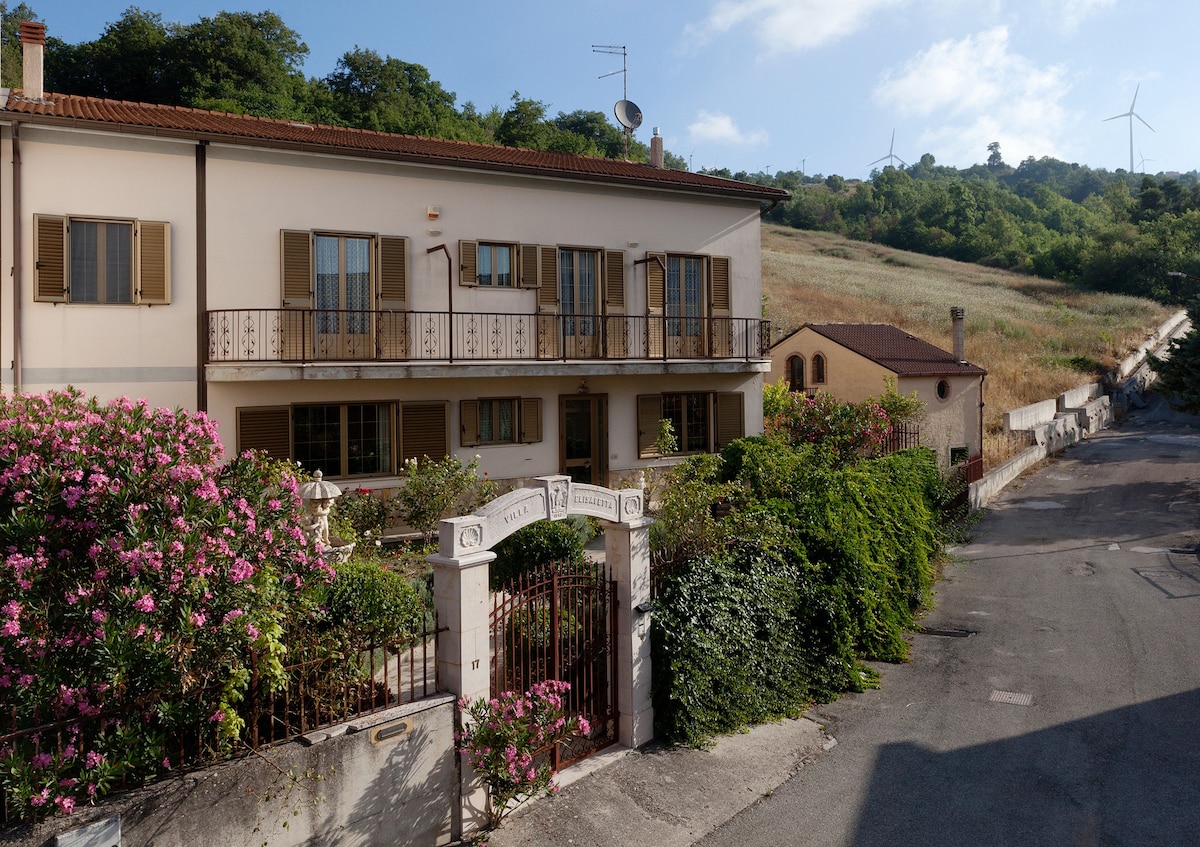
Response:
[951,306,966,363]
[650,126,664,169]
[19,21,46,101]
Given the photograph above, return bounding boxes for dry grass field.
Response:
[760,224,1176,465]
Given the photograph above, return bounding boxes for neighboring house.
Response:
[769,308,987,468]
[0,22,787,493]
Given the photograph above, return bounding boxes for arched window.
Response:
[812,353,827,384]
[787,355,806,391]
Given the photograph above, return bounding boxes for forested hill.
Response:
[0,4,687,168]
[713,154,1200,306]
[2,4,1196,306]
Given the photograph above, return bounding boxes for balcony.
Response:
[206,309,772,365]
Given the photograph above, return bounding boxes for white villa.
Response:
[0,22,786,493]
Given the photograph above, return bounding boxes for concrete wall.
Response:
[8,696,457,847]
[972,313,1190,509]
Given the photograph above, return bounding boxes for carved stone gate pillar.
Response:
[605,515,655,749]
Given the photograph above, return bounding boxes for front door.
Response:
[560,395,607,484]
[315,234,373,359]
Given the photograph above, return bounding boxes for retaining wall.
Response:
[970,310,1189,510]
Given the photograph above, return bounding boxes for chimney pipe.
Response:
[19,21,45,101]
[650,126,664,169]
[951,306,966,363]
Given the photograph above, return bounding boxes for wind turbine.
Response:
[869,130,908,169]
[1104,84,1154,173]
[1138,150,1155,174]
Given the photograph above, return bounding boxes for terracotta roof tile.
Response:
[1,91,789,201]
[802,323,987,377]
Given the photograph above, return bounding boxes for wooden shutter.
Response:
[460,400,480,447]
[637,394,662,459]
[709,255,732,357]
[714,392,744,451]
[459,240,478,287]
[237,407,291,460]
[399,401,449,462]
[536,245,560,358]
[33,214,67,302]
[603,249,627,358]
[136,220,171,305]
[518,243,547,290]
[378,236,410,359]
[280,230,313,307]
[645,252,666,358]
[519,397,542,444]
[280,231,312,361]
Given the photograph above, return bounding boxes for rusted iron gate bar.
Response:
[490,561,617,770]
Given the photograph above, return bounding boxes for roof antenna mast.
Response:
[593,44,641,160]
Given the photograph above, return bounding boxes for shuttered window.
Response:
[235,399,450,478]
[637,391,744,458]
[34,214,171,305]
[461,398,543,446]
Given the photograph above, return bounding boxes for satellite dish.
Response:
[614,99,643,130]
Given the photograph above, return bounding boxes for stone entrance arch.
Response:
[428,475,652,746]
[429,475,654,838]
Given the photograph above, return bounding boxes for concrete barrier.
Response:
[1003,398,1058,431]
[974,313,1188,510]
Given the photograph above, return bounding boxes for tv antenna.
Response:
[1104,84,1154,174]
[594,44,639,159]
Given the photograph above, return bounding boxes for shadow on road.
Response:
[851,688,1200,846]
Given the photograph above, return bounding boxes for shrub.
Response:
[457,681,590,828]
[651,543,868,747]
[394,454,492,544]
[490,519,587,589]
[332,487,389,542]
[323,557,425,645]
[0,389,329,821]
[764,390,892,462]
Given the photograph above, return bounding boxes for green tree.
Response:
[496,92,549,149]
[47,7,172,102]
[1149,300,1200,413]
[323,47,466,137]
[169,11,310,118]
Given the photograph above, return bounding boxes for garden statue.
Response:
[298,470,354,563]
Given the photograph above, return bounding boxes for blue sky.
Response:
[23,0,1200,179]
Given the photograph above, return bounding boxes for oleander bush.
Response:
[0,389,334,820]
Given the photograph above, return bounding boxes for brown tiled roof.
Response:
[790,323,987,377]
[0,90,789,202]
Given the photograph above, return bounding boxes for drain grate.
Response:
[990,689,1033,706]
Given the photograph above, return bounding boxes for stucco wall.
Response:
[4,127,199,406]
[6,696,457,847]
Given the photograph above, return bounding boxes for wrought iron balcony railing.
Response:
[206,309,772,364]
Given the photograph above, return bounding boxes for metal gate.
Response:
[490,559,616,768]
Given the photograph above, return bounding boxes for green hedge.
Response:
[650,438,946,745]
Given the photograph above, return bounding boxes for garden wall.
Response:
[3,696,457,847]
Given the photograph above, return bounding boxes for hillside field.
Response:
[760,224,1175,465]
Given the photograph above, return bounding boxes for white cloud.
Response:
[1046,0,1116,32]
[685,0,906,54]
[873,27,1074,164]
[687,111,770,147]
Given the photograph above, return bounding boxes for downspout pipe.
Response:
[11,120,21,395]
[427,244,452,362]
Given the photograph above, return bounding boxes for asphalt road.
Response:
[697,393,1200,847]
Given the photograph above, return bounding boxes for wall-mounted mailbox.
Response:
[372,718,413,743]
